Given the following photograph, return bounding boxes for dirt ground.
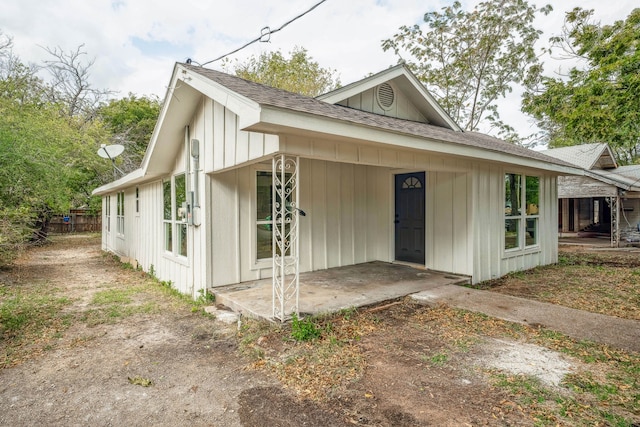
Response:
[0,235,634,426]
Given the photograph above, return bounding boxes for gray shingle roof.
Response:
[541,143,614,170]
[184,64,574,169]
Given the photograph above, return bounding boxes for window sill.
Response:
[163,252,190,267]
[502,246,541,259]
[251,259,272,271]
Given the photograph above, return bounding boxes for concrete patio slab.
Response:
[213,261,469,321]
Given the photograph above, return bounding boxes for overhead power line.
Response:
[196,0,328,67]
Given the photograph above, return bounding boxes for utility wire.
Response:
[196,0,328,67]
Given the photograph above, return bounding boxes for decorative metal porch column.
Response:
[272,155,300,321]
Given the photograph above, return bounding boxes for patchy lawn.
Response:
[474,248,640,320]
[1,236,639,426]
[240,247,640,426]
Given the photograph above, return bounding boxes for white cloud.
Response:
[1,0,636,140]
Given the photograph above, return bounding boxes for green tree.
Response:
[382,0,552,141]
[0,41,111,262]
[226,47,340,97]
[98,94,161,171]
[522,8,640,163]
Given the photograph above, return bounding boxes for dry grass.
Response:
[475,249,640,320]
[240,248,640,425]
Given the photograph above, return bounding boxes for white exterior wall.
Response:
[208,100,279,173]
[207,127,478,287]
[100,100,212,299]
[472,163,558,283]
[208,160,394,287]
[100,88,562,295]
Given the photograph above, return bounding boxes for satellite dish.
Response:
[97,144,126,178]
[97,144,125,159]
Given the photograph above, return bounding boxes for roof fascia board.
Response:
[256,106,581,175]
[601,144,619,169]
[400,68,462,132]
[178,65,261,129]
[139,64,182,172]
[585,143,608,170]
[96,64,264,197]
[92,168,159,196]
[588,170,640,191]
[318,65,462,132]
[317,64,405,103]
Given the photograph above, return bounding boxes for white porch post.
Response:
[272,154,300,321]
[610,195,619,248]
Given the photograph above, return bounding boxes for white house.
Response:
[93,63,580,319]
[543,143,640,246]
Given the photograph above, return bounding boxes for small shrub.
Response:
[196,288,215,304]
[290,313,321,341]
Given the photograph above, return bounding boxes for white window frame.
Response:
[105,195,111,233]
[504,172,540,254]
[174,173,188,258]
[116,191,125,236]
[252,166,274,269]
[162,175,188,258]
[135,187,140,215]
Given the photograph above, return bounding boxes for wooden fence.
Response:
[49,210,101,233]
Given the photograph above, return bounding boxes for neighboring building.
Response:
[543,143,640,246]
[93,63,579,319]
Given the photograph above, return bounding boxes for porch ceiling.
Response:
[212,261,470,321]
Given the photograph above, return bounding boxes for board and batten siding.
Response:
[207,155,476,287]
[100,124,211,298]
[426,171,473,277]
[472,163,558,284]
[208,159,394,287]
[336,83,427,123]
[208,100,278,173]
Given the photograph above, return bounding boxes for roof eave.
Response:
[252,106,583,175]
[92,169,165,196]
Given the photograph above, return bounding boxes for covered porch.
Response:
[212,261,470,321]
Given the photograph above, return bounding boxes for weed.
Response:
[92,289,135,305]
[339,307,357,320]
[428,352,448,366]
[196,288,215,304]
[290,313,321,341]
[492,372,549,405]
[0,290,71,336]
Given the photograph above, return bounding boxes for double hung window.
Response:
[505,174,539,251]
[116,192,125,235]
[255,170,292,261]
[163,174,188,257]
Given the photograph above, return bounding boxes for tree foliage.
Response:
[98,94,161,172]
[0,34,114,263]
[522,8,640,163]
[382,0,551,140]
[226,47,340,97]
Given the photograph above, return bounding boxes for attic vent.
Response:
[376,83,395,110]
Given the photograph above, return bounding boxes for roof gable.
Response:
[317,64,461,131]
[542,143,617,170]
[93,63,582,196]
